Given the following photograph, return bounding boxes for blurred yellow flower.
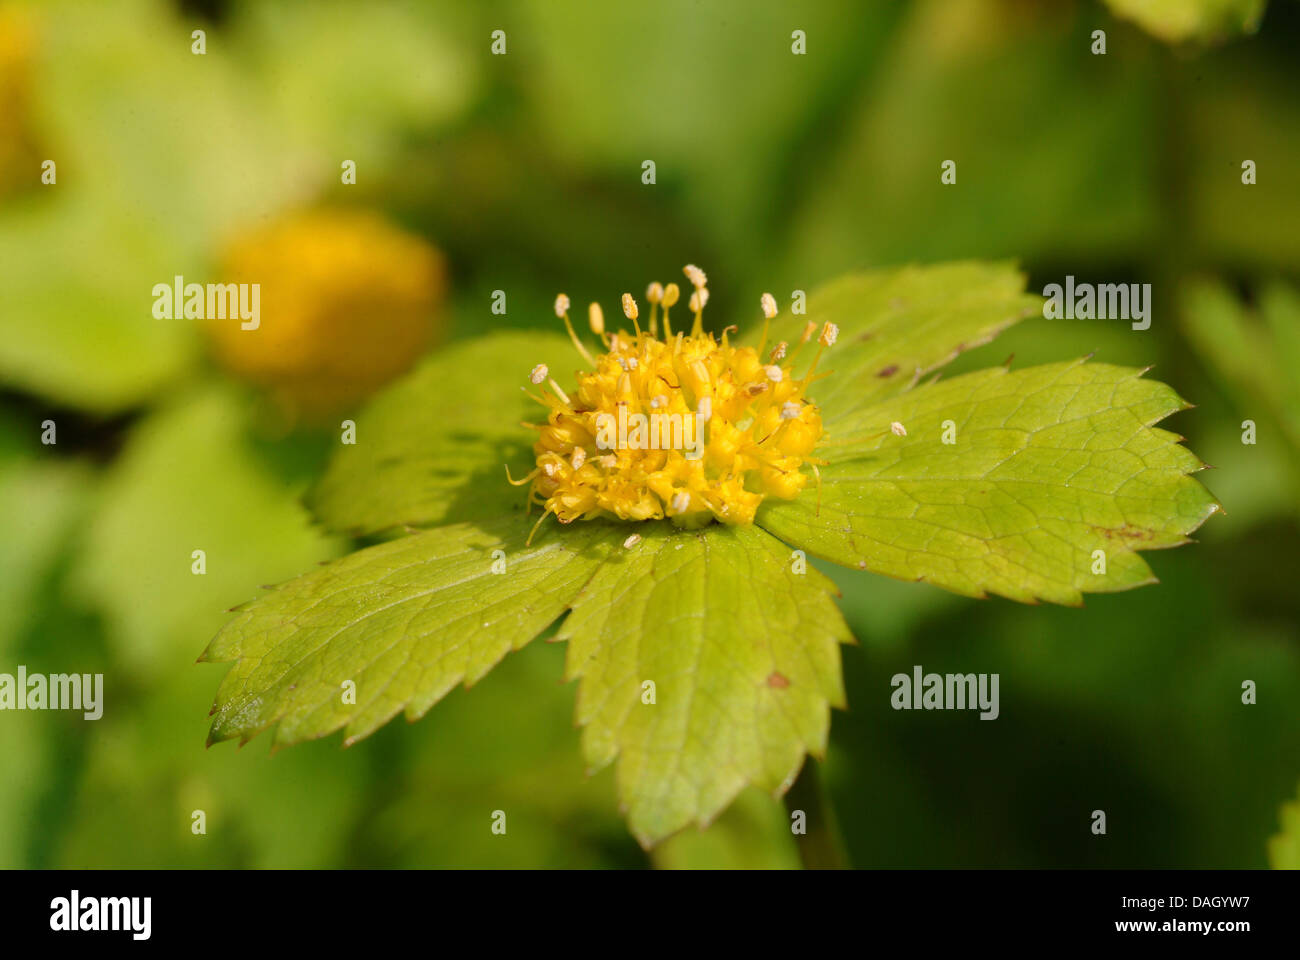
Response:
[0,3,39,194]
[208,209,447,419]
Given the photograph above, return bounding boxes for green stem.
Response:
[783,758,849,869]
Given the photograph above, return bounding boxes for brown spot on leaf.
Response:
[1091,524,1153,541]
[767,671,790,689]
[877,364,899,378]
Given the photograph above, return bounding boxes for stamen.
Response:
[526,507,554,546]
[788,320,818,365]
[556,293,597,366]
[801,322,838,383]
[758,292,778,356]
[548,378,572,406]
[588,302,611,347]
[530,363,548,385]
[890,421,907,437]
[646,282,663,337]
[504,465,539,486]
[661,283,679,337]
[689,287,708,336]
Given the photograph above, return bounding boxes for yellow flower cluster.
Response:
[516,266,835,539]
[208,209,446,418]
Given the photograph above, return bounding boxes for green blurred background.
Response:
[0,0,1297,868]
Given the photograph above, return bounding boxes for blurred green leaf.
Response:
[784,2,1161,277]
[0,713,49,868]
[37,0,297,247]
[759,360,1220,604]
[71,385,339,679]
[1269,782,1300,869]
[308,330,573,535]
[516,0,897,260]
[1104,0,1265,44]
[360,639,638,868]
[1183,58,1300,271]
[0,454,88,654]
[557,522,850,847]
[57,663,370,868]
[0,201,198,411]
[0,447,89,868]
[1182,278,1300,453]
[653,787,800,869]
[232,0,480,181]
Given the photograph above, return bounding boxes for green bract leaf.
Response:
[557,523,850,847]
[756,261,1040,421]
[307,330,574,535]
[203,516,616,748]
[758,359,1219,605]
